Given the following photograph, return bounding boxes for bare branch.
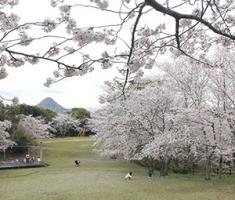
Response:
[5,49,74,69]
[175,18,180,49]
[122,3,146,94]
[145,0,235,40]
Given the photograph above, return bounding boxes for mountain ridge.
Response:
[36,97,67,113]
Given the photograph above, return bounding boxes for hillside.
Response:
[37,97,67,113]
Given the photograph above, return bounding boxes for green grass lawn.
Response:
[0,137,235,200]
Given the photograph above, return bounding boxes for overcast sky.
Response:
[0,0,118,110]
[0,0,165,110]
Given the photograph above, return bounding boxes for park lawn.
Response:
[0,137,235,200]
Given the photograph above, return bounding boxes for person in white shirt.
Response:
[124,172,133,180]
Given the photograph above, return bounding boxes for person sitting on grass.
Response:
[124,172,133,180]
[74,160,80,167]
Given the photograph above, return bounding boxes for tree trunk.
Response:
[160,160,165,176]
[219,155,223,179]
[160,158,166,176]
[147,158,154,177]
[160,158,170,176]
[205,158,211,180]
[164,159,171,176]
[187,158,193,179]
[186,146,193,178]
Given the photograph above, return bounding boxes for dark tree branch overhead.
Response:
[122,3,146,94]
[145,0,235,40]
[5,49,75,69]
[175,18,180,49]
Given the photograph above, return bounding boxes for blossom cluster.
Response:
[50,113,81,136]
[0,120,15,150]
[90,0,109,10]
[73,28,106,46]
[19,115,54,139]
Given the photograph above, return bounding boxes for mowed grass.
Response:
[0,137,235,200]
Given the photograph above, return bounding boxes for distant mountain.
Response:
[37,97,67,113]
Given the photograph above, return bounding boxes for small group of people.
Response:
[23,154,41,164]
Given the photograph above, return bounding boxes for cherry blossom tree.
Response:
[90,74,235,179]
[18,115,54,139]
[91,82,175,173]
[90,102,129,158]
[0,120,15,150]
[50,113,81,136]
[162,57,209,109]
[0,0,235,93]
[207,45,235,110]
[185,108,234,180]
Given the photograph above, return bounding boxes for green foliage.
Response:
[68,107,91,120]
[10,125,37,153]
[11,125,36,145]
[6,104,56,124]
[68,108,93,136]
[0,100,6,121]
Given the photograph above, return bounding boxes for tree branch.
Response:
[175,18,180,49]
[145,0,235,40]
[122,3,146,94]
[5,49,74,69]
